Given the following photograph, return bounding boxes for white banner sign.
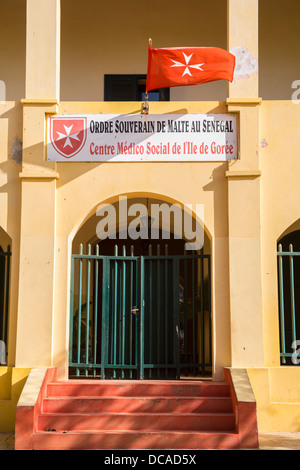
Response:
[47,114,237,162]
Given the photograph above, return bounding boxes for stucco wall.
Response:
[1,0,300,102]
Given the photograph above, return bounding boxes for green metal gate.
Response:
[277,242,300,365]
[69,244,212,379]
[0,245,11,365]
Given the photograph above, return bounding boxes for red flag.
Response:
[146,45,235,91]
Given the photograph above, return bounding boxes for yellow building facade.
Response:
[0,0,300,439]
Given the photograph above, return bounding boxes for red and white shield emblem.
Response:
[50,116,87,159]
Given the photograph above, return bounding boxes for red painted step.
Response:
[43,395,233,414]
[38,411,235,432]
[16,374,259,449]
[46,380,231,398]
[33,429,242,450]
[32,379,240,449]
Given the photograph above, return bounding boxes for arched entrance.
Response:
[69,196,212,379]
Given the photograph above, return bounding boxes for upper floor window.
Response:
[104,75,169,102]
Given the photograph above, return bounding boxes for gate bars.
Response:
[277,243,300,365]
[69,243,212,379]
[0,246,11,365]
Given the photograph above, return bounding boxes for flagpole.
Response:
[142,91,149,115]
[142,38,152,114]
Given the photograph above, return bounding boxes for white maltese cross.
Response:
[56,124,80,148]
[170,52,204,77]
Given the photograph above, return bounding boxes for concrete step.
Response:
[46,380,231,398]
[33,429,243,450]
[42,395,233,414]
[15,369,260,450]
[37,411,236,432]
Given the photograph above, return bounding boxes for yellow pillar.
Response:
[226,0,264,367]
[227,0,258,99]
[25,0,60,101]
[15,1,60,367]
